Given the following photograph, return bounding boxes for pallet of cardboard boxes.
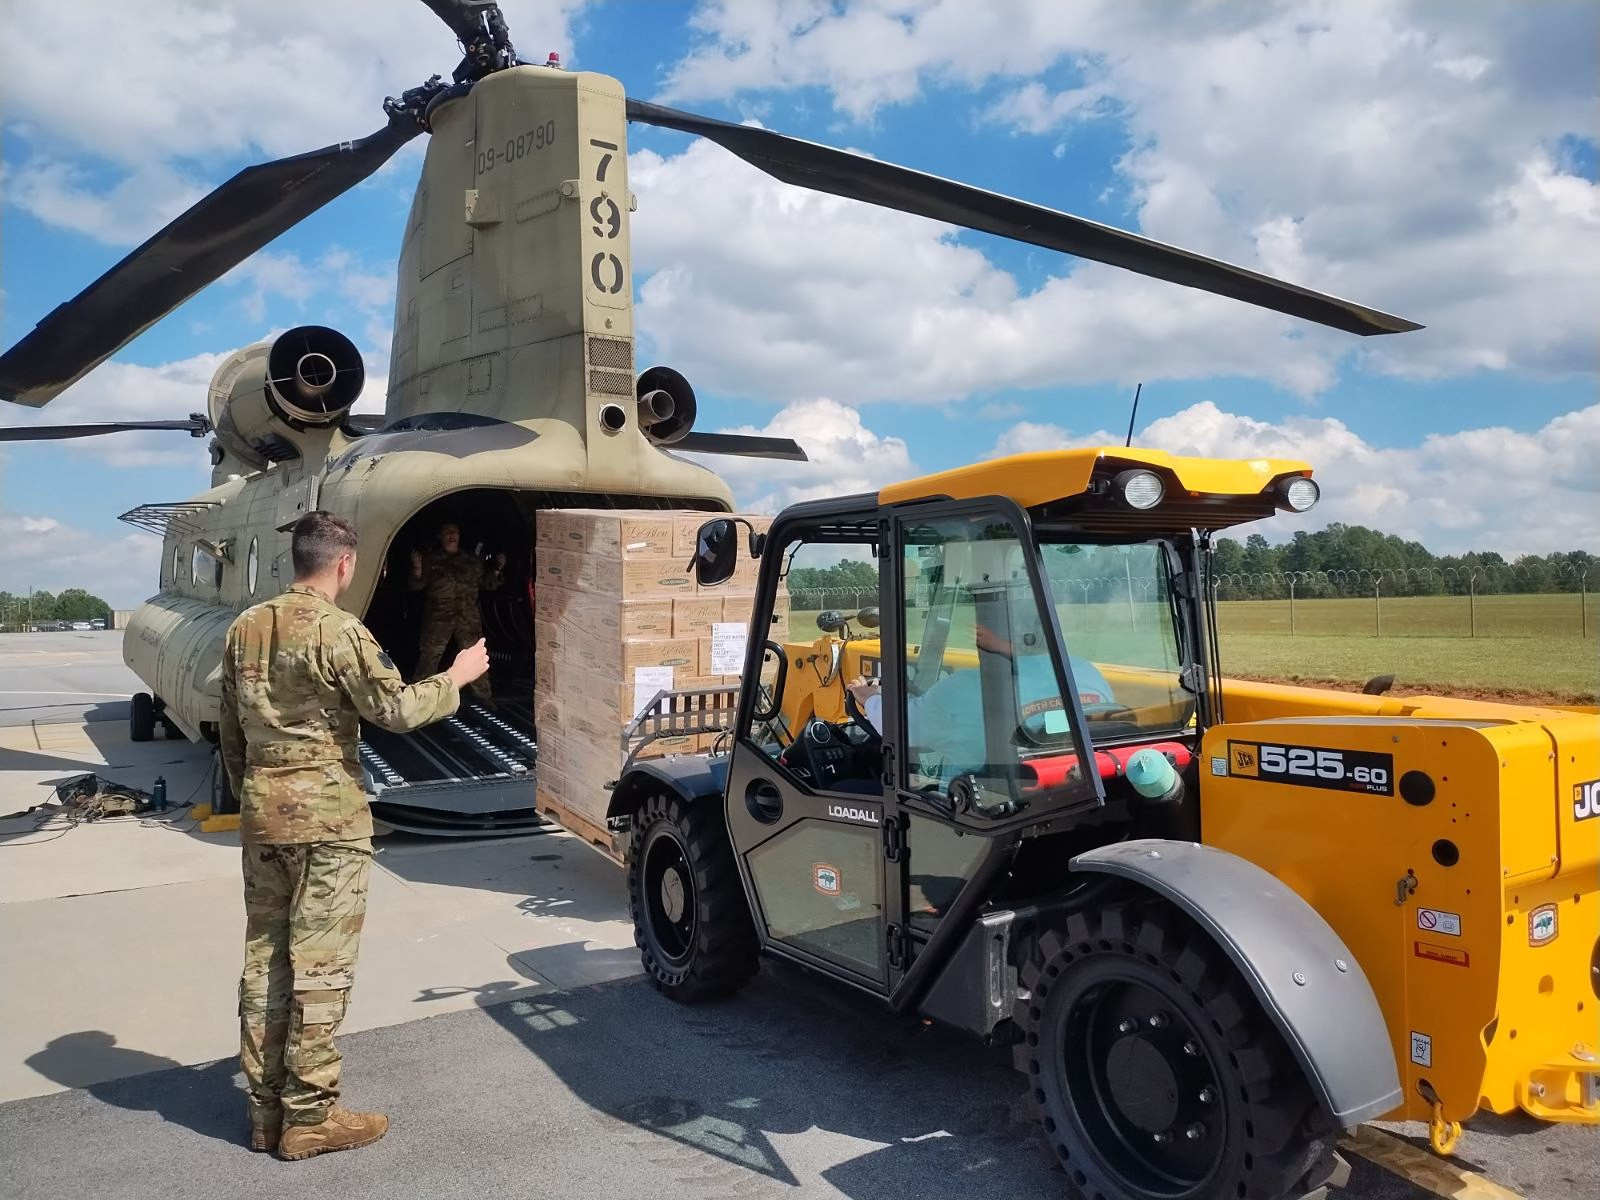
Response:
[532,509,783,859]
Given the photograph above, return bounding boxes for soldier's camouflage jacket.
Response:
[409,547,503,616]
[221,584,459,843]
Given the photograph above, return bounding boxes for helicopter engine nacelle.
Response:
[634,365,697,447]
[207,325,366,472]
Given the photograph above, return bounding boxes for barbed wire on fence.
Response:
[1210,562,1591,605]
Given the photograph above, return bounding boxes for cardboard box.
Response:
[633,733,699,760]
[535,510,568,549]
[537,586,674,639]
[549,623,697,677]
[574,555,696,600]
[560,509,677,560]
[672,595,723,638]
[672,514,707,559]
[535,547,582,589]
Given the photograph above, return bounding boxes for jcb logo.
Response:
[1230,745,1259,778]
[1575,779,1600,823]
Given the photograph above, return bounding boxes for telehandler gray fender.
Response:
[1071,839,1401,1127]
[606,755,729,824]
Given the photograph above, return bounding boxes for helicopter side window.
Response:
[740,529,882,796]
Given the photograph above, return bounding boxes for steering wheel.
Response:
[842,684,883,751]
[1081,701,1139,723]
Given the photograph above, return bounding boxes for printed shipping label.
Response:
[710,622,749,675]
[632,666,675,720]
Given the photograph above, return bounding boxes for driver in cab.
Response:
[845,623,1116,790]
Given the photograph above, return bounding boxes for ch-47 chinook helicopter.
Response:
[0,0,1418,833]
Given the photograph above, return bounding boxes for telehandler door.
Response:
[721,497,1107,1000]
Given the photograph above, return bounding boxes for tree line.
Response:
[0,588,114,627]
[1211,525,1594,598]
[780,527,1595,601]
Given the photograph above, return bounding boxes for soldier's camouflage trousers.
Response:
[416,612,491,700]
[240,838,371,1126]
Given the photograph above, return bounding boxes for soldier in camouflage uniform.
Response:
[409,521,505,702]
[221,511,489,1160]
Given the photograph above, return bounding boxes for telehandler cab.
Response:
[607,446,1600,1200]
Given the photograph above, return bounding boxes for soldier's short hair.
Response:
[292,511,359,576]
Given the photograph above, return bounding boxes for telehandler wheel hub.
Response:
[640,828,696,966]
[1065,977,1224,1191]
[660,868,687,924]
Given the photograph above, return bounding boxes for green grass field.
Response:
[788,592,1599,704]
[1213,594,1597,703]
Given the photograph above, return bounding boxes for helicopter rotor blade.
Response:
[0,417,211,442]
[625,100,1421,338]
[673,432,808,461]
[0,118,429,411]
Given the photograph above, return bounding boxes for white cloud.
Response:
[0,515,157,610]
[660,0,1599,386]
[681,397,916,512]
[986,400,1600,556]
[631,138,1341,404]
[0,1,587,187]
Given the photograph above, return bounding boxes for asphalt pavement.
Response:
[0,631,1594,1200]
[0,629,139,729]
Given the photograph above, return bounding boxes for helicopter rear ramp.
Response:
[359,699,544,835]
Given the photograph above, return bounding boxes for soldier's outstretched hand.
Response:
[410,549,423,576]
[447,638,491,688]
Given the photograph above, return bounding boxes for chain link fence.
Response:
[785,565,1595,641]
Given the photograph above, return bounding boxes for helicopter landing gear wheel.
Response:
[1016,902,1340,1200]
[129,692,156,742]
[628,793,758,1003]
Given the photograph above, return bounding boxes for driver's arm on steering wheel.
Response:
[846,675,885,733]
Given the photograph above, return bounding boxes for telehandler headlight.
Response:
[1115,469,1165,510]
[1278,476,1320,512]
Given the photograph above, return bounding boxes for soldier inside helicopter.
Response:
[363,490,535,709]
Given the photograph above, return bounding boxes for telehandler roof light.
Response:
[1116,469,1165,510]
[1280,476,1320,512]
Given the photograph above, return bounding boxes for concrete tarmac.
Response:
[0,632,1593,1199]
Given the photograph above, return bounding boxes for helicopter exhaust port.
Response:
[293,352,340,398]
[637,388,675,426]
[265,325,365,421]
[634,365,696,446]
[598,403,628,434]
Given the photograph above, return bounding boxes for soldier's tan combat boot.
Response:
[276,1106,389,1160]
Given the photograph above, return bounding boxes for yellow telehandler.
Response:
[607,446,1598,1200]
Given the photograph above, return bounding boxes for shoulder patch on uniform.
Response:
[378,651,396,670]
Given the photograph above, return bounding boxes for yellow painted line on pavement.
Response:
[1341,1126,1525,1200]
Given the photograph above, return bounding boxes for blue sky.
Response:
[2,0,1596,607]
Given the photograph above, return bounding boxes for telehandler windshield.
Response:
[1036,538,1196,741]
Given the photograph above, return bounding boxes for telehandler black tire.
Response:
[628,793,759,1003]
[1015,901,1339,1200]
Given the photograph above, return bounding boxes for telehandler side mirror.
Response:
[690,519,738,587]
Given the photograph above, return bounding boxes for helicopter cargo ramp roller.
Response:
[359,699,545,836]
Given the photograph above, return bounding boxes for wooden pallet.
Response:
[536,793,625,865]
